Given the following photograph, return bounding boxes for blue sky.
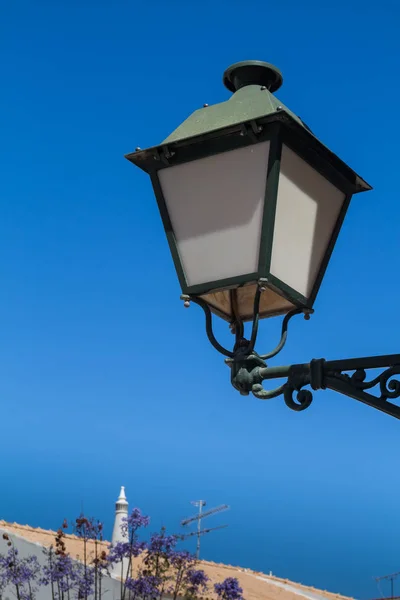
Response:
[0,1,399,598]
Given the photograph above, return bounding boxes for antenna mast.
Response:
[194,500,205,560]
[374,571,400,599]
[181,501,229,559]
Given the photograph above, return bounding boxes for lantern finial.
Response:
[223,60,283,94]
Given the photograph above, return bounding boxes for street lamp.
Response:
[126,60,400,420]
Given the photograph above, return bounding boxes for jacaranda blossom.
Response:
[215,577,244,600]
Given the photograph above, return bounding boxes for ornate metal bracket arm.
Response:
[181,293,400,418]
[320,355,400,419]
[180,292,400,418]
[229,352,400,419]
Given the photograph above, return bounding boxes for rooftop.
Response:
[0,520,353,600]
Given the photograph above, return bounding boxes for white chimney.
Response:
[110,486,129,580]
[111,486,128,545]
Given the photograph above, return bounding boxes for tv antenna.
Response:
[180,501,229,559]
[374,571,400,599]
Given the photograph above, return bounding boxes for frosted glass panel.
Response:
[270,145,345,298]
[158,142,270,287]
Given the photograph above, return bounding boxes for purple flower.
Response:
[186,568,209,593]
[0,570,7,595]
[215,577,244,600]
[121,508,150,537]
[72,563,94,598]
[147,532,178,556]
[0,547,40,599]
[41,550,76,594]
[169,550,195,567]
[125,575,160,598]
[107,540,146,566]
[107,542,129,565]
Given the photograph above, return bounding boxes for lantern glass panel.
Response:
[270,144,346,298]
[158,141,271,287]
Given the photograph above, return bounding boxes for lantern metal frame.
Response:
[126,61,370,320]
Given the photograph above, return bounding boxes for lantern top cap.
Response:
[223,60,283,93]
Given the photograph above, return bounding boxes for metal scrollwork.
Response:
[180,290,400,419]
[283,386,314,412]
[281,363,314,412]
[380,368,400,399]
[342,366,400,400]
[321,359,400,419]
[252,383,287,400]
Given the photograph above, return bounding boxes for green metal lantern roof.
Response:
[162,61,307,145]
[127,60,371,195]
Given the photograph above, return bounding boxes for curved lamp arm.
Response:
[182,285,310,362]
[181,295,234,358]
[259,308,308,360]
